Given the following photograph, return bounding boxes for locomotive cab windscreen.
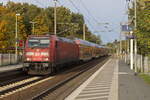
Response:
[28,37,50,48]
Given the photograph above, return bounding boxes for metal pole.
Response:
[134,0,137,29]
[120,31,122,58]
[134,39,137,71]
[15,15,17,62]
[130,31,134,70]
[127,0,130,64]
[125,38,127,63]
[127,39,129,64]
[83,24,86,40]
[54,0,57,35]
[120,22,123,59]
[134,0,137,72]
[117,42,120,57]
[33,23,35,34]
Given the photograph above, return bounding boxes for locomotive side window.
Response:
[28,37,50,48]
[55,41,58,48]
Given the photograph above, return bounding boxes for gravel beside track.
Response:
[0,77,42,95]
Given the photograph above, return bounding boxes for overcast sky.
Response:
[1,0,128,44]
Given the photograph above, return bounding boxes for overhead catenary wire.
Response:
[57,0,63,7]
[67,0,96,30]
[68,0,80,13]
[120,0,130,23]
[79,0,99,24]
[68,0,94,27]
[76,0,114,35]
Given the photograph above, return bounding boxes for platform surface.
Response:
[0,64,23,73]
[65,58,150,100]
[118,60,150,100]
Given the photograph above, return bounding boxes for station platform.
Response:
[118,60,150,100]
[65,58,150,100]
[0,64,23,73]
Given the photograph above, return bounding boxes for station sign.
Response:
[126,35,136,39]
[121,24,133,32]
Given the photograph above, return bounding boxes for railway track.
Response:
[0,57,109,100]
[0,77,41,95]
[0,76,53,99]
[33,57,109,100]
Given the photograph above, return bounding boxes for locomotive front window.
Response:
[28,37,50,48]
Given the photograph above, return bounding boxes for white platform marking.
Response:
[108,59,118,100]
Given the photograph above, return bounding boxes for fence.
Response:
[0,54,22,66]
[124,54,150,74]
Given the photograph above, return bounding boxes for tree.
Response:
[129,0,150,56]
[33,14,49,35]
[0,20,8,48]
[0,1,102,52]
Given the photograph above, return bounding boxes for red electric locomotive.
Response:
[23,35,79,75]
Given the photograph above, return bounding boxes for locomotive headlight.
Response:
[26,52,34,56]
[44,58,49,61]
[26,58,31,61]
[41,52,49,56]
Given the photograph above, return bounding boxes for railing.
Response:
[137,55,150,74]
[124,54,150,75]
[0,54,22,66]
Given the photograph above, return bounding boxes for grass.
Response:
[139,73,150,84]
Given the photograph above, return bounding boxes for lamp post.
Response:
[15,13,20,62]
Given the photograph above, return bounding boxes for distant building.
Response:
[0,3,3,6]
